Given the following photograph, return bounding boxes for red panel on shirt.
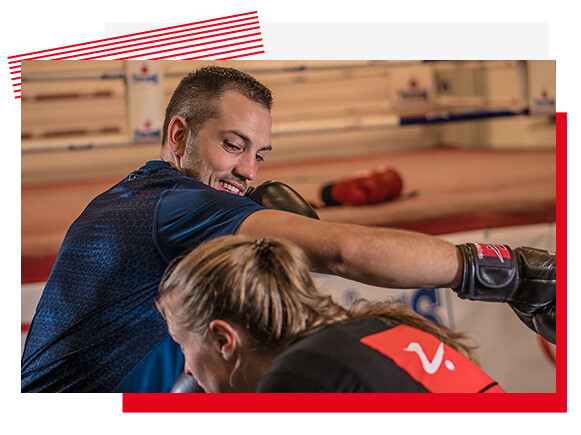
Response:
[360,325,504,393]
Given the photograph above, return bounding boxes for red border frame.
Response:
[123,113,566,412]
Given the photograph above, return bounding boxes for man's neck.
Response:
[159,145,180,170]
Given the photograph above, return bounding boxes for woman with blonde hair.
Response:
[157,235,504,393]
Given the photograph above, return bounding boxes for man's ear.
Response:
[208,320,239,361]
[166,115,190,158]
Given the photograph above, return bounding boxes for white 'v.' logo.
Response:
[404,342,445,374]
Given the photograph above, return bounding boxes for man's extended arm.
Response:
[237,209,463,290]
[240,181,555,344]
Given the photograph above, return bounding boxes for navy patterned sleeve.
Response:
[154,178,264,262]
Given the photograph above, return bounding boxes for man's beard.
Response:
[180,139,205,183]
[179,136,249,195]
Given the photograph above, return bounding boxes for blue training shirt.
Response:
[21,161,263,392]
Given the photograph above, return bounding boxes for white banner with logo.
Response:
[125,60,165,142]
[527,60,556,115]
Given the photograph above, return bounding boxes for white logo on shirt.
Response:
[404,342,455,374]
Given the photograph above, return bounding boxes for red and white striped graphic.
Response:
[8,11,264,99]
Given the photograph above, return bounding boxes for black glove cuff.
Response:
[455,243,518,301]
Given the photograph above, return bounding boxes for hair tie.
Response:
[254,239,273,260]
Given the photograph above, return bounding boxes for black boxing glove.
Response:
[510,301,556,344]
[454,243,556,343]
[246,180,319,219]
[170,372,205,393]
[533,303,556,344]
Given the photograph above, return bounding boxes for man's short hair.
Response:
[161,66,273,146]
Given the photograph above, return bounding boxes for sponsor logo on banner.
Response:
[397,77,429,102]
[131,64,159,85]
[532,89,555,110]
[393,288,444,325]
[134,118,161,139]
[342,289,361,306]
[339,286,447,326]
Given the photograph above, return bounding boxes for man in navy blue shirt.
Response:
[21,66,555,392]
[22,68,271,392]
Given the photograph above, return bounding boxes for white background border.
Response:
[3,1,577,433]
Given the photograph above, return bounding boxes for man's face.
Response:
[181,90,272,195]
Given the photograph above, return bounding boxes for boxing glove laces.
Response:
[454,243,556,344]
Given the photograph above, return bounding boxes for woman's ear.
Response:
[208,320,239,361]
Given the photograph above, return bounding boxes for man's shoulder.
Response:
[126,160,183,183]
[161,177,254,209]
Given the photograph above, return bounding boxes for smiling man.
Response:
[21,67,275,393]
[21,66,555,393]
[161,83,272,195]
